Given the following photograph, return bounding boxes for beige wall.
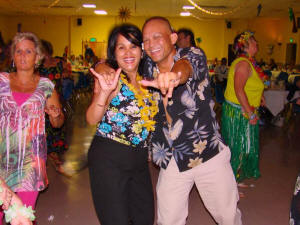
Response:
[0,14,300,64]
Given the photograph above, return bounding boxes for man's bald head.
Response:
[142,16,173,34]
[142,16,177,65]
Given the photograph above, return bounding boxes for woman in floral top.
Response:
[0,32,64,224]
[38,40,68,173]
[86,24,158,225]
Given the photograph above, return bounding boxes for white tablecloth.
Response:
[264,90,300,116]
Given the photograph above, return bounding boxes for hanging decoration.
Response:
[186,12,217,22]
[187,0,248,16]
[118,6,131,22]
[48,0,60,8]
[288,8,298,33]
[257,4,262,17]
[196,37,202,44]
[289,7,294,21]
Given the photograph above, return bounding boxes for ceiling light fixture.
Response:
[83,4,96,8]
[94,10,107,15]
[182,5,195,10]
[180,12,191,16]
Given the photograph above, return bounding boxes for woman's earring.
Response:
[12,60,15,68]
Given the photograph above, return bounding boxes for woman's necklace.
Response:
[120,73,158,132]
[240,54,267,81]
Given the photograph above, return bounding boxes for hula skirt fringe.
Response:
[221,100,261,182]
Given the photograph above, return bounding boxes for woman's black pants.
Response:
[88,136,154,225]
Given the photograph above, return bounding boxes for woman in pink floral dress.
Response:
[0,32,64,224]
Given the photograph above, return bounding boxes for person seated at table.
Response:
[69,54,76,65]
[268,58,277,71]
[214,57,228,104]
[287,62,296,74]
[84,44,95,65]
[212,57,218,69]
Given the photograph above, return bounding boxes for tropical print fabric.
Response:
[0,72,54,191]
[39,61,63,94]
[150,47,225,172]
[96,77,158,149]
[38,62,68,154]
[290,173,300,225]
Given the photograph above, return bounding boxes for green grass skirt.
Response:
[221,101,261,182]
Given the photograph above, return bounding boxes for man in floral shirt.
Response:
[140,17,242,225]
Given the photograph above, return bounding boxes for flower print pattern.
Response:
[197,78,209,100]
[187,157,203,168]
[111,96,121,106]
[121,85,134,99]
[132,136,141,145]
[152,142,172,168]
[193,140,207,154]
[38,61,67,154]
[99,123,112,134]
[180,85,197,119]
[96,79,157,148]
[150,47,225,172]
[0,72,53,191]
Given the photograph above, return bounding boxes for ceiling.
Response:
[0,0,300,19]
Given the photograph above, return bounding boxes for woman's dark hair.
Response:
[106,24,142,70]
[41,39,53,56]
[177,28,196,47]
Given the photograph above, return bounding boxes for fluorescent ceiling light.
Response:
[182,5,195,10]
[94,10,107,15]
[180,12,191,16]
[82,4,96,8]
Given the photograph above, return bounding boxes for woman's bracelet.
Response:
[242,110,257,120]
[249,113,256,120]
[4,203,36,222]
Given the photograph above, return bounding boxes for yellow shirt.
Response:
[224,57,264,107]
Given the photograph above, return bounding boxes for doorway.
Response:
[286,43,297,65]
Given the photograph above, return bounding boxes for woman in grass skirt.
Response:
[222,31,265,188]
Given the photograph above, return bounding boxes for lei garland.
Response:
[120,73,158,132]
[239,54,268,81]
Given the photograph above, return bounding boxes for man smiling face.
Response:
[142,18,177,65]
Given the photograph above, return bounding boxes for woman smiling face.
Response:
[114,34,142,77]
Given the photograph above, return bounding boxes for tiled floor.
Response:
[35,100,300,225]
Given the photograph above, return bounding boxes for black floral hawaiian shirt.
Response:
[150,47,226,172]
